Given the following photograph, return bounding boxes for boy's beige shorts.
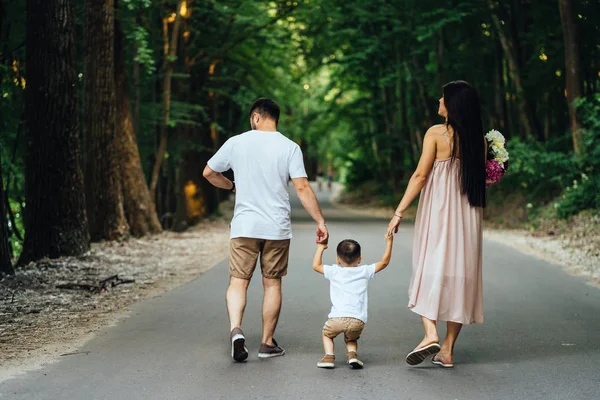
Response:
[322,317,365,343]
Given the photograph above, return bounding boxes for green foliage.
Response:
[501,138,577,199]
[1,0,600,239]
[555,95,600,218]
[556,172,600,219]
[127,26,156,74]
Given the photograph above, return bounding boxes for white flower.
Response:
[526,203,533,209]
[492,139,505,149]
[493,146,509,163]
[485,129,505,143]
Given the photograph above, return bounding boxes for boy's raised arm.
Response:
[313,243,328,275]
[375,234,394,273]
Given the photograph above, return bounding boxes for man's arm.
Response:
[313,243,327,274]
[291,177,328,243]
[203,166,234,191]
[374,234,394,273]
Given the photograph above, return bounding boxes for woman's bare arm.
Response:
[387,129,437,236]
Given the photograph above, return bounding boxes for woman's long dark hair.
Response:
[443,81,486,208]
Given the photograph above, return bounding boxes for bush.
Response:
[556,95,600,218]
[497,136,577,202]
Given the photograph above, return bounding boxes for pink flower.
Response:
[486,159,506,187]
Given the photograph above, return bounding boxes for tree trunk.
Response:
[133,11,142,139]
[493,40,507,130]
[149,0,184,203]
[559,0,584,154]
[114,4,162,236]
[435,29,445,87]
[20,0,90,265]
[0,152,14,275]
[488,0,539,140]
[412,55,435,127]
[84,0,129,241]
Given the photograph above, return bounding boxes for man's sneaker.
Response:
[317,354,335,369]
[257,338,285,358]
[347,351,364,369]
[230,327,248,362]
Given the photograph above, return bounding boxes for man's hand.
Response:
[292,177,328,243]
[316,223,329,244]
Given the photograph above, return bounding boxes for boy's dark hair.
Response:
[249,98,280,125]
[336,239,361,265]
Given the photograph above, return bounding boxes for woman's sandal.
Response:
[405,342,441,366]
[431,356,454,368]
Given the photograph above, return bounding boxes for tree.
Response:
[115,1,162,236]
[0,151,14,275]
[149,0,184,204]
[84,0,129,241]
[559,0,583,154]
[487,0,540,140]
[20,0,90,265]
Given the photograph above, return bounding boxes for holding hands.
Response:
[386,212,403,238]
[316,222,329,245]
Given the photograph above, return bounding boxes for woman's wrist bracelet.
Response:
[394,212,403,218]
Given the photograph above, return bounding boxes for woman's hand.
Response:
[387,213,402,237]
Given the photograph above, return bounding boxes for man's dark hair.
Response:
[336,239,361,265]
[249,98,280,125]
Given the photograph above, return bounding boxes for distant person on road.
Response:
[327,165,334,192]
[312,235,393,369]
[316,167,325,191]
[387,81,486,368]
[203,98,329,362]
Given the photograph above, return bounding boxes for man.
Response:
[203,98,328,362]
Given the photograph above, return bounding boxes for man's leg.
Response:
[259,239,290,346]
[260,276,281,346]
[257,239,289,358]
[228,238,259,362]
[228,238,260,330]
[227,276,250,331]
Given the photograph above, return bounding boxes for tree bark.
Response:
[488,0,539,140]
[114,4,162,236]
[0,151,14,275]
[84,0,128,241]
[493,40,507,131]
[133,12,142,139]
[558,0,584,154]
[149,0,184,203]
[20,0,90,265]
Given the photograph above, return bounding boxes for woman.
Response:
[387,81,487,368]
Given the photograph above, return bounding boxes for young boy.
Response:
[312,234,393,369]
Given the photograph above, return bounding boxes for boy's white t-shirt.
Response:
[323,264,377,323]
[207,130,307,240]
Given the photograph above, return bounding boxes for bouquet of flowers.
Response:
[485,129,509,187]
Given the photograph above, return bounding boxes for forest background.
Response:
[1,0,599,276]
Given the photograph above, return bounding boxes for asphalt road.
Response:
[2,186,599,400]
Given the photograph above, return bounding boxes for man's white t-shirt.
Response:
[207,130,307,240]
[323,264,377,323]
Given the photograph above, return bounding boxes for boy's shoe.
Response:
[317,354,335,369]
[230,327,248,362]
[257,338,285,358]
[347,351,364,369]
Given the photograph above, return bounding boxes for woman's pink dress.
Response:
[408,158,484,325]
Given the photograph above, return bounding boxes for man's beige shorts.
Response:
[229,237,291,280]
[322,317,366,343]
